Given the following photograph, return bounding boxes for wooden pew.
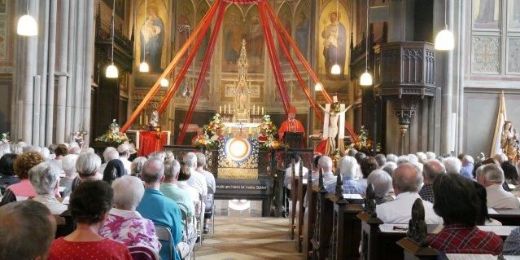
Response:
[296,162,308,252]
[303,184,318,259]
[310,169,335,259]
[331,199,364,260]
[489,208,520,225]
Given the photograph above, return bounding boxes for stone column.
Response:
[45,0,57,145]
[82,0,95,146]
[55,0,70,144]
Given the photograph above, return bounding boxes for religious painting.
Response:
[222,5,264,73]
[294,0,311,59]
[509,0,520,30]
[318,0,350,80]
[472,0,500,29]
[222,82,262,100]
[135,0,169,75]
[102,0,125,19]
[174,0,194,63]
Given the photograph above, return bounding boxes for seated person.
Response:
[137,159,185,260]
[418,159,446,203]
[477,164,520,209]
[176,163,202,216]
[160,160,195,226]
[278,106,305,143]
[359,157,378,192]
[428,173,503,255]
[367,169,394,204]
[284,153,309,191]
[326,156,363,194]
[0,200,56,260]
[473,181,502,226]
[71,152,103,192]
[131,156,147,178]
[100,147,119,174]
[0,153,19,193]
[503,227,520,255]
[48,181,132,259]
[318,156,336,188]
[460,155,475,180]
[100,175,161,252]
[376,163,442,224]
[29,162,67,215]
[0,151,44,205]
[102,159,127,184]
[60,154,78,198]
[195,152,216,234]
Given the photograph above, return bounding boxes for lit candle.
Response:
[252,105,256,115]
[262,106,265,115]
[219,106,222,114]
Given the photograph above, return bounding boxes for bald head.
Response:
[422,159,446,184]
[141,158,164,185]
[392,163,423,194]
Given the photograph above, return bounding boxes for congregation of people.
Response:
[285,149,520,256]
[0,141,215,260]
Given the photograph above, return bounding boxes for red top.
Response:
[428,224,503,255]
[224,0,262,4]
[48,237,133,260]
[278,119,305,140]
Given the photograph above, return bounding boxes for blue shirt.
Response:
[325,177,365,195]
[503,227,520,255]
[460,164,474,180]
[137,188,183,260]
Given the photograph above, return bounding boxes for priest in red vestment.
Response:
[278,106,305,142]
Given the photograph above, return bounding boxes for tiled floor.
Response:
[195,206,303,259]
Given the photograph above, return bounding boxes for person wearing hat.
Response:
[117,142,136,174]
[278,106,305,143]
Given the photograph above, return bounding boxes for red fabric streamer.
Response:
[121,0,222,132]
[224,0,261,3]
[157,0,221,113]
[267,7,322,121]
[264,4,332,104]
[258,2,291,114]
[177,2,227,144]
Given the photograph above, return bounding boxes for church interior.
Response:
[1,0,520,259]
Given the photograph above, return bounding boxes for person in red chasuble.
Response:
[278,106,305,141]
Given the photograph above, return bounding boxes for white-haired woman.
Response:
[367,169,394,204]
[29,162,67,214]
[131,156,148,177]
[60,154,78,197]
[71,152,102,192]
[99,175,161,252]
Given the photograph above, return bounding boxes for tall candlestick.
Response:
[262,107,265,115]
[252,105,256,115]
[219,106,222,114]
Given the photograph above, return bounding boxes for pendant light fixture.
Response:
[330,0,341,76]
[314,82,324,91]
[105,0,118,78]
[160,78,169,87]
[17,0,38,36]
[434,0,454,50]
[139,0,150,73]
[359,0,373,86]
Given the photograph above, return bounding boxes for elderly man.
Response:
[477,164,520,209]
[117,143,135,174]
[160,160,195,224]
[367,169,394,204]
[0,200,56,260]
[326,156,363,194]
[460,155,475,179]
[183,152,207,201]
[443,157,462,175]
[284,153,309,190]
[29,162,67,215]
[195,152,216,234]
[376,163,443,224]
[137,158,185,260]
[318,156,336,188]
[419,160,446,203]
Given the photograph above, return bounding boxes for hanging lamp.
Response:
[105,0,118,78]
[314,82,324,91]
[160,78,169,87]
[139,0,150,72]
[17,0,38,36]
[360,0,373,86]
[434,0,454,50]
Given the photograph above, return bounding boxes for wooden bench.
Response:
[489,208,520,225]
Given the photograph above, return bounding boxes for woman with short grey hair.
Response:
[60,154,78,197]
[29,162,67,214]
[367,169,394,204]
[99,175,161,251]
[71,152,102,192]
[131,156,147,177]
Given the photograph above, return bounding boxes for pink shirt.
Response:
[7,179,36,199]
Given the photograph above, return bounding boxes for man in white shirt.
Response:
[183,153,208,199]
[376,163,443,224]
[117,143,135,174]
[478,164,520,209]
[318,156,336,188]
[284,153,309,190]
[195,152,216,233]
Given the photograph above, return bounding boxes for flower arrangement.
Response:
[207,113,225,137]
[192,128,218,150]
[258,115,282,149]
[0,132,9,143]
[351,125,373,153]
[95,119,129,145]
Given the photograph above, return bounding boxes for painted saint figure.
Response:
[140,8,164,73]
[501,121,519,161]
[322,11,347,78]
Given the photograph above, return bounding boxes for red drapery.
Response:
[138,131,168,156]
[258,2,291,114]
[176,2,227,144]
[120,0,222,132]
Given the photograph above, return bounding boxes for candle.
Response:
[219,106,222,114]
[262,107,265,115]
[252,105,256,115]
[248,127,252,135]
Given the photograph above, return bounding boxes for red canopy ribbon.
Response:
[258,2,291,114]
[264,3,332,104]
[224,0,261,3]
[157,0,222,113]
[176,2,227,144]
[267,6,322,121]
[121,0,222,132]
